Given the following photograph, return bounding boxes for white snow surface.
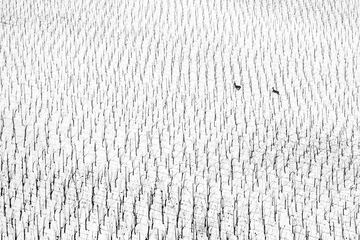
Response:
[0,0,360,239]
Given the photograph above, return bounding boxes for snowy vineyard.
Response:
[0,0,360,239]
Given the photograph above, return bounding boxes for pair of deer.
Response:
[234,83,279,95]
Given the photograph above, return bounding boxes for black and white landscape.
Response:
[1,0,360,239]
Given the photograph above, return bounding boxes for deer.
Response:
[272,87,279,95]
[234,82,241,90]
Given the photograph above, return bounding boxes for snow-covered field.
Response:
[1,0,360,239]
